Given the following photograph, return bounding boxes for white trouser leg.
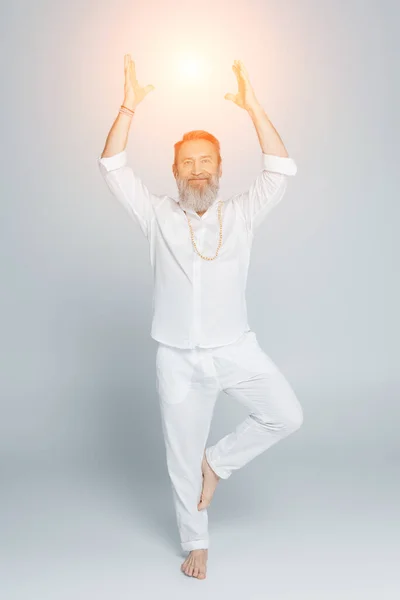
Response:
[156,344,220,552]
[205,331,304,480]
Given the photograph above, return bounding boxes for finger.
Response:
[232,63,242,81]
[144,84,155,94]
[130,58,137,80]
[239,60,250,80]
[236,60,250,84]
[224,93,236,102]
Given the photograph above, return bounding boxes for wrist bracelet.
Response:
[119,108,134,117]
[119,105,135,117]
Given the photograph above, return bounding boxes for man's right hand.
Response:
[123,54,155,110]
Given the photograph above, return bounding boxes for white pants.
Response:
[155,330,303,553]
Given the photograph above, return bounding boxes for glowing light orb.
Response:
[178,56,204,82]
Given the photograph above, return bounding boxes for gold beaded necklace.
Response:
[184,200,224,261]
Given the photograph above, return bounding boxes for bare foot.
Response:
[198,450,220,511]
[181,549,208,579]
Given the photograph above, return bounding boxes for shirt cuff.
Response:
[262,153,298,176]
[97,150,128,171]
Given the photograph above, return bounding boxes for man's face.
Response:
[173,140,222,214]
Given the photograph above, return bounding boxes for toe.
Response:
[182,560,190,574]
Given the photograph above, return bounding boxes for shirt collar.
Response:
[172,194,222,218]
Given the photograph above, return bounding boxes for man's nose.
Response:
[191,169,207,177]
[191,162,207,175]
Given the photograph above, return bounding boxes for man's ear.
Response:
[172,165,177,178]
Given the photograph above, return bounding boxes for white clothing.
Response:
[97,150,297,349]
[156,330,303,552]
[97,148,302,554]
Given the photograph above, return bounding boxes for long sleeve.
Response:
[232,153,298,233]
[97,150,165,239]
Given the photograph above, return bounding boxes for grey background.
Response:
[1,0,398,597]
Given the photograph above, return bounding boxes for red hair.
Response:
[173,130,222,168]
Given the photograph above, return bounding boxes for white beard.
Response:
[176,173,220,213]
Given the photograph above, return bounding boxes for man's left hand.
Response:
[224,60,260,112]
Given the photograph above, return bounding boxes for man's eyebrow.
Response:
[181,154,213,160]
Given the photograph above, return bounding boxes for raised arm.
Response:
[101,54,155,158]
[225,59,297,232]
[98,55,163,239]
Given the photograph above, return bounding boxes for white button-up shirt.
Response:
[97,150,297,349]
